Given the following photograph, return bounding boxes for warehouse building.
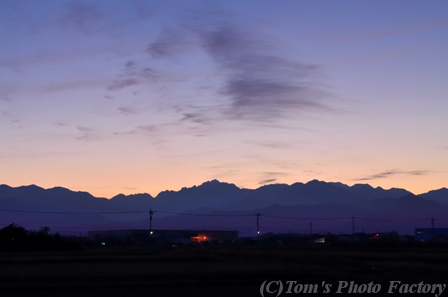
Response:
[88,229,238,245]
[415,228,448,243]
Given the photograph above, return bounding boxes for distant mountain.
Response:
[154,180,244,211]
[0,180,446,235]
[0,184,154,212]
[153,179,412,211]
[110,193,154,210]
[418,188,448,205]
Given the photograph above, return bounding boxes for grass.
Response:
[1,245,447,296]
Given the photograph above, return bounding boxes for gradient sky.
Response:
[1,0,447,198]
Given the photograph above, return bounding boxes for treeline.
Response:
[0,224,81,251]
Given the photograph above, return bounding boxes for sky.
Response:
[1,0,447,198]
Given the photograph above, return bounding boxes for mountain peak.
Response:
[306,179,325,185]
[352,183,374,189]
[201,179,222,186]
[20,184,44,191]
[200,180,238,189]
[111,193,153,200]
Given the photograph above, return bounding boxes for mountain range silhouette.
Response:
[1,180,447,235]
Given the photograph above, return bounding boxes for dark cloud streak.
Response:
[145,15,332,123]
[61,2,102,34]
[118,106,138,115]
[107,78,139,91]
[355,170,427,181]
[107,60,156,91]
[77,125,93,132]
[258,178,277,185]
[196,25,329,119]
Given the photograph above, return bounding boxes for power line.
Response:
[0,208,146,215]
[355,217,430,222]
[262,214,351,220]
[153,210,253,217]
[0,208,445,223]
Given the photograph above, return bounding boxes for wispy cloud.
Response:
[107,60,156,91]
[41,78,110,93]
[75,126,104,141]
[113,124,161,136]
[75,133,97,141]
[257,171,291,185]
[197,25,328,119]
[54,121,69,127]
[147,29,188,58]
[76,125,93,132]
[118,106,138,115]
[355,170,428,181]
[136,125,159,133]
[246,141,294,149]
[60,2,102,34]
[258,178,277,185]
[0,84,14,102]
[143,11,333,124]
[107,78,139,91]
[328,18,448,44]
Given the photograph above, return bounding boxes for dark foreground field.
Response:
[1,245,447,297]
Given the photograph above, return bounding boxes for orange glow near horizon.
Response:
[1,168,446,199]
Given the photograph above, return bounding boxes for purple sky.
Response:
[1,0,447,198]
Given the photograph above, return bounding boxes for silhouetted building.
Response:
[370,231,398,241]
[88,229,238,245]
[415,228,448,243]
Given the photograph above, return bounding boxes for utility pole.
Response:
[352,216,355,235]
[431,218,435,233]
[149,209,154,245]
[256,212,261,236]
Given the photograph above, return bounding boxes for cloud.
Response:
[181,111,212,125]
[113,124,161,136]
[146,29,188,58]
[133,0,156,19]
[55,121,69,127]
[41,78,110,93]
[258,178,277,185]
[262,171,290,177]
[75,133,97,141]
[106,60,157,91]
[75,126,104,141]
[137,125,159,133]
[257,171,291,185]
[60,2,102,34]
[328,18,448,44]
[124,186,138,190]
[118,106,138,115]
[246,141,295,149]
[355,170,428,181]
[0,84,14,102]
[76,125,93,132]
[196,25,329,120]
[107,78,139,91]
[145,15,332,124]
